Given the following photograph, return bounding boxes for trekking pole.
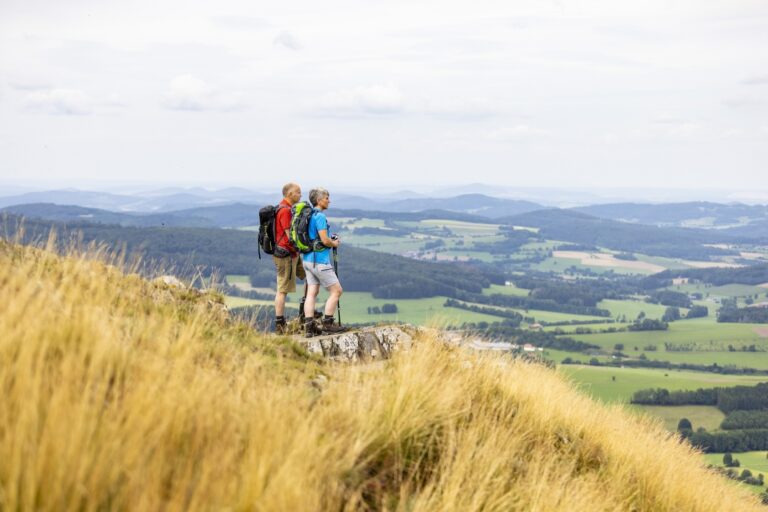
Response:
[332,244,342,326]
[299,281,308,324]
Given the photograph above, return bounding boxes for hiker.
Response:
[273,182,306,334]
[302,187,345,336]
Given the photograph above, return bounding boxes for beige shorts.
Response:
[274,255,305,293]
[302,262,340,288]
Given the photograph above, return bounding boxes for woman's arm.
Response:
[317,229,340,248]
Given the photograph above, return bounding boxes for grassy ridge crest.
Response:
[0,241,761,511]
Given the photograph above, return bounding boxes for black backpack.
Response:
[257,204,290,259]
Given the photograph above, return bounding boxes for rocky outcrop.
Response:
[297,325,416,362]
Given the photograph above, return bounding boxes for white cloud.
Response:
[423,98,497,121]
[487,125,549,140]
[722,97,763,109]
[210,16,271,31]
[742,75,768,85]
[273,31,302,50]
[313,84,405,117]
[24,88,93,115]
[162,75,245,112]
[639,119,703,140]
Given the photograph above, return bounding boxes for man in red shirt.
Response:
[274,182,305,333]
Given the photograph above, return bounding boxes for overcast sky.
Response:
[1,0,767,197]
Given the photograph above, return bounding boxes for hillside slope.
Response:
[0,241,762,511]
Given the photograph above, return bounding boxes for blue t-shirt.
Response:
[302,209,332,265]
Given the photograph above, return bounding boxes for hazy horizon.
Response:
[3,180,768,207]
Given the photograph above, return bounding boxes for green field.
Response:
[226,291,505,327]
[533,256,650,276]
[597,299,671,320]
[569,316,768,350]
[702,451,768,493]
[416,219,501,236]
[643,350,768,370]
[557,364,768,403]
[438,250,496,262]
[484,283,530,297]
[225,274,250,284]
[635,255,692,271]
[631,405,725,432]
[703,451,768,473]
[669,283,768,298]
[343,218,387,229]
[343,234,426,253]
[225,275,274,294]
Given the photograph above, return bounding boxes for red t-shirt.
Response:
[275,199,296,256]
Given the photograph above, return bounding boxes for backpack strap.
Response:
[275,204,291,246]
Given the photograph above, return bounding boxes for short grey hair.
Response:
[308,187,329,207]
[282,182,299,197]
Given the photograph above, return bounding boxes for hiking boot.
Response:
[304,318,323,338]
[321,317,348,334]
[298,308,323,324]
[275,320,287,335]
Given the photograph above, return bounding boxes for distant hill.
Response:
[380,194,543,218]
[501,208,739,260]
[0,189,140,210]
[0,203,215,228]
[718,218,768,238]
[1,213,504,298]
[3,202,494,228]
[331,208,490,223]
[0,189,543,218]
[0,188,273,212]
[573,201,768,229]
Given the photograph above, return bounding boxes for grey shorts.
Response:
[302,262,340,288]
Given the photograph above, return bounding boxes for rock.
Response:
[154,275,186,288]
[296,325,415,362]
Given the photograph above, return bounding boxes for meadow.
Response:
[631,405,725,432]
[339,218,506,259]
[569,316,768,350]
[225,291,505,327]
[484,283,531,296]
[225,275,615,326]
[702,451,768,495]
[5,241,763,510]
[669,283,768,298]
[557,364,768,403]
[597,299,671,320]
[703,451,768,475]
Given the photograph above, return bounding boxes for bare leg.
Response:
[324,283,343,317]
[274,291,287,316]
[304,284,320,319]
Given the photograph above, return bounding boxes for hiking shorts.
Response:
[302,262,339,288]
[274,255,305,293]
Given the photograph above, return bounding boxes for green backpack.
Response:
[289,202,325,254]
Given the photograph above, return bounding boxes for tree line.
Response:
[641,263,768,289]
[717,305,768,323]
[631,383,768,412]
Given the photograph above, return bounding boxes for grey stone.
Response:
[294,325,415,362]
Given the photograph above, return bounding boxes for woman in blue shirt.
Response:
[302,187,345,336]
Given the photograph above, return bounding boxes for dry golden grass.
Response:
[0,240,762,511]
